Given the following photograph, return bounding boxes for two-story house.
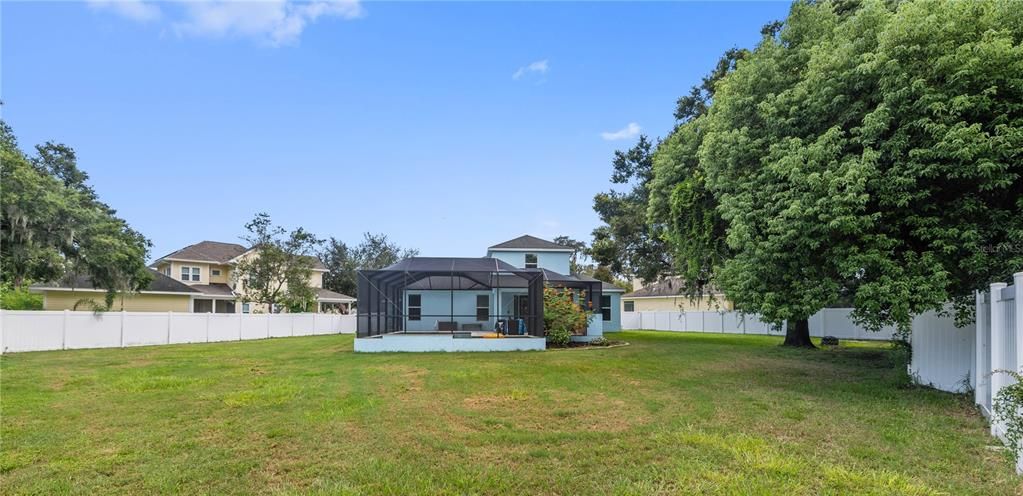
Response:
[33,241,354,313]
[356,235,623,351]
[150,241,354,313]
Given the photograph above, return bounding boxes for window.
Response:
[242,303,251,314]
[211,269,221,276]
[524,253,538,269]
[181,266,200,281]
[624,300,635,312]
[601,295,612,322]
[476,294,489,321]
[163,266,171,276]
[408,294,422,321]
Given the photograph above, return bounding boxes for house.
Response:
[32,269,200,312]
[622,277,733,313]
[33,240,355,313]
[355,235,624,352]
[487,235,623,333]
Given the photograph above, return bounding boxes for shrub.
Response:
[546,328,571,347]
[590,337,610,347]
[543,287,591,335]
[993,370,1023,464]
[0,283,43,310]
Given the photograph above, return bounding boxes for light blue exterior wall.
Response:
[402,288,621,336]
[404,290,493,331]
[395,242,619,338]
[403,288,533,333]
[602,292,623,332]
[486,250,572,274]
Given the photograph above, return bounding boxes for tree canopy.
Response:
[645,0,1023,344]
[319,233,419,297]
[590,135,673,282]
[0,120,152,307]
[233,213,321,312]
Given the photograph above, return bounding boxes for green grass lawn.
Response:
[1,331,1017,495]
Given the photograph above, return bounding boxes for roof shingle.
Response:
[316,288,355,301]
[623,277,721,298]
[157,241,248,264]
[32,269,200,294]
[487,235,572,251]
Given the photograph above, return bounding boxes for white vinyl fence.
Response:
[980,273,1021,470]
[0,311,357,353]
[620,308,900,341]
[907,272,1022,473]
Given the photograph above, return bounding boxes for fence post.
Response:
[63,309,69,350]
[239,313,243,341]
[166,311,172,344]
[976,290,989,409]
[206,312,211,343]
[120,310,126,347]
[990,281,1009,437]
[267,314,271,339]
[291,314,295,337]
[1015,272,1023,375]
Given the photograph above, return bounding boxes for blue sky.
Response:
[3,1,791,260]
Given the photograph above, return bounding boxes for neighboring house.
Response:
[622,277,733,313]
[31,269,199,312]
[357,235,624,343]
[33,240,355,313]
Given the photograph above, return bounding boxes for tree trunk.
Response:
[782,317,816,348]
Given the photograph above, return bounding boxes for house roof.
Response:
[623,277,720,298]
[31,269,200,294]
[602,282,626,293]
[316,288,355,302]
[156,241,248,264]
[382,257,524,273]
[189,283,235,297]
[487,235,573,251]
[304,255,328,271]
[154,240,327,270]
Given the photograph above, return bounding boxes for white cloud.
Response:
[513,59,549,80]
[88,0,162,23]
[601,122,641,141]
[87,0,363,45]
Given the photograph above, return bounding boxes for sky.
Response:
[2,0,792,261]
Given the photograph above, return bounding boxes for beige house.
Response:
[34,240,355,313]
[622,277,734,313]
[33,270,199,312]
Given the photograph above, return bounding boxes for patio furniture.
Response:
[462,323,482,332]
[438,321,458,332]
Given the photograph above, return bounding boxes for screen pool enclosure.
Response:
[356,257,602,338]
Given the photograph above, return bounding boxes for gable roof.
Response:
[623,277,721,298]
[316,288,356,302]
[32,268,200,294]
[156,241,248,264]
[154,241,327,270]
[487,235,573,251]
